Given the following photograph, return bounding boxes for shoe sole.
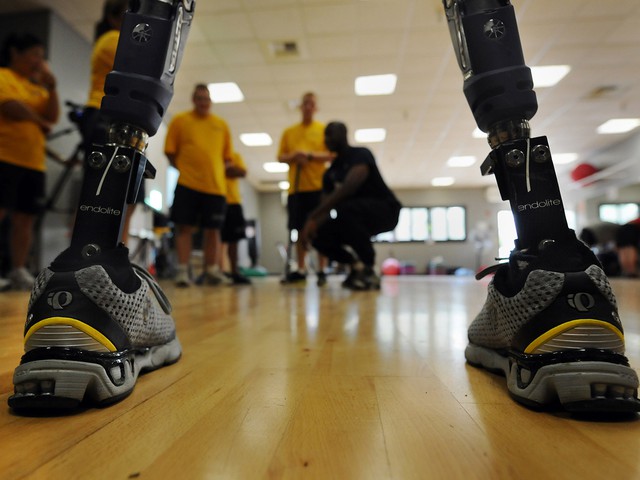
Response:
[465,343,640,413]
[9,338,181,412]
[342,282,381,291]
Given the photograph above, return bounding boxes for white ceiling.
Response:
[4,0,640,192]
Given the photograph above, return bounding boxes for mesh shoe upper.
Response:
[26,261,176,352]
[469,232,623,353]
[76,266,176,348]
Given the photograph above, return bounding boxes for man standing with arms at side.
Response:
[277,92,333,285]
[165,83,232,287]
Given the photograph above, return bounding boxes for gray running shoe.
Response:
[9,247,181,412]
[9,267,35,291]
[467,232,639,413]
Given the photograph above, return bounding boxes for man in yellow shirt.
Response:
[277,92,333,285]
[221,152,251,285]
[165,84,233,287]
[0,33,59,291]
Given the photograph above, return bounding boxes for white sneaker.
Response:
[174,269,191,288]
[199,268,231,286]
[9,267,35,291]
[0,277,10,292]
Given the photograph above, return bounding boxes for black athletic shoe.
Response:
[231,272,251,285]
[8,246,181,412]
[364,266,381,290]
[342,266,380,291]
[316,271,327,287]
[342,268,366,290]
[466,231,640,413]
[283,271,306,284]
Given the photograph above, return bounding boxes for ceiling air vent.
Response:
[263,40,305,61]
[272,41,298,57]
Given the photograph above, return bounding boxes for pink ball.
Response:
[381,258,401,276]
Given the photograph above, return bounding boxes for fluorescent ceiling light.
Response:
[354,128,386,143]
[597,118,640,134]
[263,162,289,173]
[447,156,476,168]
[355,74,397,96]
[278,181,290,190]
[472,127,486,138]
[432,177,455,187]
[240,132,272,147]
[208,82,244,103]
[553,153,578,165]
[531,65,571,88]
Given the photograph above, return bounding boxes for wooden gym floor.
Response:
[1,275,639,479]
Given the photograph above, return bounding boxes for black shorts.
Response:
[287,190,322,231]
[0,162,46,214]
[170,184,226,229]
[221,203,247,242]
[616,223,640,248]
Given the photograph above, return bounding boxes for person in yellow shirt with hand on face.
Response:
[0,33,59,291]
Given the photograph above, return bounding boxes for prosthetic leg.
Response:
[444,0,639,412]
[9,0,195,412]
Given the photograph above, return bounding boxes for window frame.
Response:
[598,202,640,225]
[373,205,468,243]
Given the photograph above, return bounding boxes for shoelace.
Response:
[475,240,560,280]
[475,258,509,280]
[132,263,172,314]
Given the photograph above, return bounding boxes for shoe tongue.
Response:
[509,230,597,275]
[51,245,131,271]
[50,245,141,294]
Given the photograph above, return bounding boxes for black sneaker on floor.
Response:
[466,231,639,413]
[282,271,307,284]
[342,266,380,291]
[364,266,381,290]
[231,272,251,285]
[8,246,181,413]
[342,269,366,290]
[316,271,327,287]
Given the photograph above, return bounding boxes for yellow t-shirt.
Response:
[277,120,327,193]
[0,68,50,171]
[164,111,233,196]
[86,30,119,109]
[225,152,246,205]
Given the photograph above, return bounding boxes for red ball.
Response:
[570,163,599,182]
[381,258,401,276]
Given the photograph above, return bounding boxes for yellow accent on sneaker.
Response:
[524,319,624,354]
[24,317,118,352]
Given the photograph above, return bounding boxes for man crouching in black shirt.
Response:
[300,121,401,290]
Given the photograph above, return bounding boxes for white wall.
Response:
[42,10,92,268]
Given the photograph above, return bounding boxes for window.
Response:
[374,206,466,242]
[599,203,639,224]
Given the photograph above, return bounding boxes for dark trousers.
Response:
[312,197,400,266]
